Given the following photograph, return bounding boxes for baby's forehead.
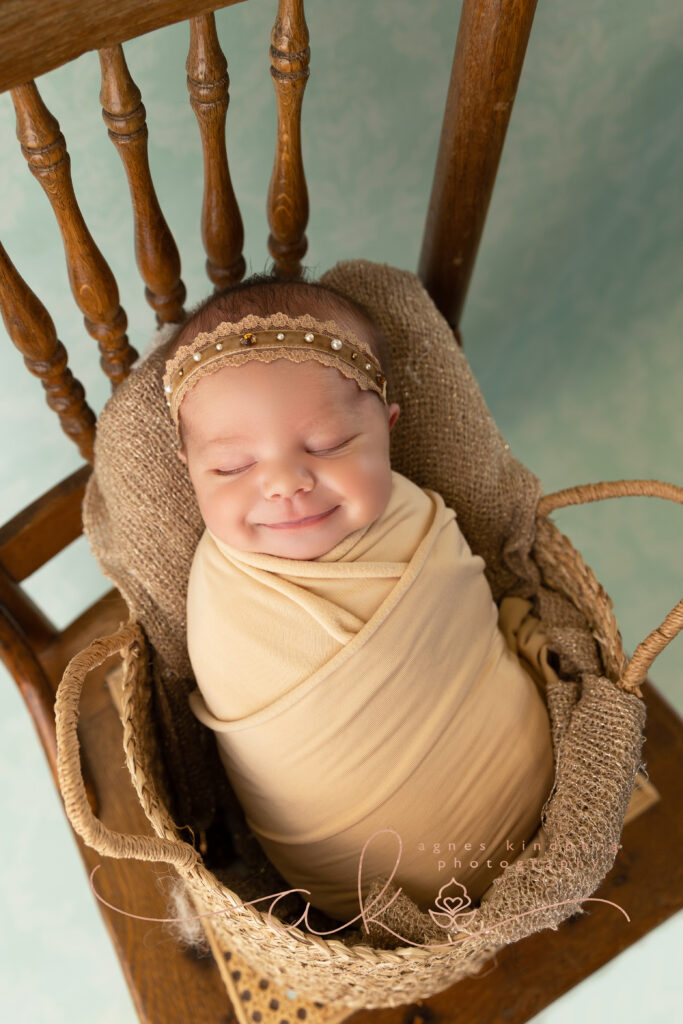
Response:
[181,356,366,440]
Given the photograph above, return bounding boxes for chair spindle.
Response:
[267,0,310,280]
[0,602,62,792]
[0,241,96,463]
[11,81,138,388]
[187,14,245,290]
[418,0,538,331]
[99,45,187,325]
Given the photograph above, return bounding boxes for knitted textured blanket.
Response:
[187,470,556,920]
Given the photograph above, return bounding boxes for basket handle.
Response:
[55,620,201,871]
[537,479,683,693]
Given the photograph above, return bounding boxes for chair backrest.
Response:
[0,0,539,786]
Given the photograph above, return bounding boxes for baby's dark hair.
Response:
[166,269,394,450]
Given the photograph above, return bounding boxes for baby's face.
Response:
[177,357,400,560]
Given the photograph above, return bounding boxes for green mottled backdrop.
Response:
[0,1,680,1020]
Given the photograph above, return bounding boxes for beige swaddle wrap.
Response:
[188,471,556,921]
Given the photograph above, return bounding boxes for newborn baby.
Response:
[164,276,556,922]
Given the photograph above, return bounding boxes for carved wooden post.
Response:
[0,242,96,463]
[267,0,310,280]
[418,0,539,332]
[11,81,138,388]
[187,14,245,290]
[0,603,63,801]
[99,44,186,325]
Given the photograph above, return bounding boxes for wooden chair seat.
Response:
[1,2,681,1021]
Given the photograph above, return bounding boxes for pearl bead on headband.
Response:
[162,313,388,429]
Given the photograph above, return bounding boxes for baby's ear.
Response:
[176,447,187,464]
[388,403,400,431]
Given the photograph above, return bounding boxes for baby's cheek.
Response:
[194,483,231,536]
[358,447,390,486]
[374,473,392,513]
[340,465,385,526]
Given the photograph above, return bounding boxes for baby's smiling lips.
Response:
[261,506,339,529]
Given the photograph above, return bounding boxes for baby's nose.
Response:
[263,463,314,500]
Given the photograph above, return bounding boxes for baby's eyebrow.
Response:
[202,415,356,450]
[204,435,249,449]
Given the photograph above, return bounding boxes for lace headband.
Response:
[162,313,388,430]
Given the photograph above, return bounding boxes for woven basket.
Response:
[54,261,681,1010]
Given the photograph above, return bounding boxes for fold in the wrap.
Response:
[187,471,556,920]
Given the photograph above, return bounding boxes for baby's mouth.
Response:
[262,506,339,529]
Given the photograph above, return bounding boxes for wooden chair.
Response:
[1,2,681,1021]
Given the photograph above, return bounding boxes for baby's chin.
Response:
[250,519,351,560]
[235,539,338,560]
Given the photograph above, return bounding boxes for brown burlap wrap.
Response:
[77,259,647,1008]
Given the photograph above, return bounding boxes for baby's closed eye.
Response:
[214,465,254,476]
[213,436,358,475]
[308,436,356,455]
